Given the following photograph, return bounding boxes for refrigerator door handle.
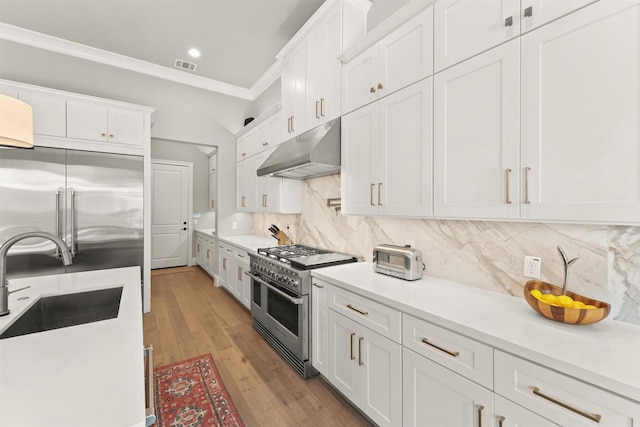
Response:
[55,190,62,258]
[70,190,77,257]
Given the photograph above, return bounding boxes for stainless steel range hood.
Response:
[257,118,340,179]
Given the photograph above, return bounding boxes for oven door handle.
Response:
[245,272,304,305]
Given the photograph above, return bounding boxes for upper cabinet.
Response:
[434,0,520,72]
[342,5,433,115]
[280,0,368,137]
[433,39,521,220]
[67,100,145,145]
[521,0,598,33]
[342,78,433,217]
[0,79,154,155]
[520,0,640,223]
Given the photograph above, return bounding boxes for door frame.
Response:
[150,159,194,267]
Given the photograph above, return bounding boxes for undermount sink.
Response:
[0,287,123,340]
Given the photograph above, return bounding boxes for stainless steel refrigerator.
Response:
[0,146,143,281]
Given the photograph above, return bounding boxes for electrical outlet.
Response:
[523,256,541,279]
[405,240,414,247]
[232,221,237,230]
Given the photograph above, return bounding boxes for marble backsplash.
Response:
[253,175,640,326]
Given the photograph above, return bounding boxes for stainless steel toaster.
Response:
[373,244,424,281]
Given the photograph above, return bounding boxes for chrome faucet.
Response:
[0,232,73,316]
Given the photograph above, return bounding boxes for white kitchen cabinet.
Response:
[236,256,250,309]
[236,157,256,212]
[495,395,560,427]
[520,0,598,33]
[433,39,521,220]
[521,0,640,223]
[195,232,215,277]
[195,234,205,268]
[217,241,251,308]
[342,5,433,115]
[217,243,228,288]
[67,99,144,145]
[342,77,433,217]
[434,0,520,72]
[252,148,302,214]
[18,90,66,138]
[328,309,402,427]
[403,347,494,427]
[306,2,342,129]
[494,350,640,426]
[311,279,330,377]
[282,41,307,138]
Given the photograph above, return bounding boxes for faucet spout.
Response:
[0,232,73,316]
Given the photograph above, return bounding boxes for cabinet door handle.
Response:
[377,83,383,90]
[505,168,512,204]
[101,132,107,137]
[320,98,325,116]
[358,337,364,366]
[347,304,368,316]
[421,338,460,357]
[312,282,324,288]
[287,117,291,133]
[477,405,484,427]
[378,183,382,206]
[241,196,246,208]
[290,116,295,133]
[211,200,215,208]
[315,100,320,119]
[370,86,376,93]
[524,166,531,204]
[222,258,226,269]
[524,6,533,17]
[370,183,375,206]
[109,133,114,138]
[206,249,210,259]
[237,266,242,281]
[350,332,356,360]
[498,416,505,427]
[505,16,513,26]
[531,386,602,423]
[197,243,200,252]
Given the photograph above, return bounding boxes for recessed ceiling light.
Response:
[188,48,201,58]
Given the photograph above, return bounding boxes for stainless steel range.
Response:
[247,244,359,378]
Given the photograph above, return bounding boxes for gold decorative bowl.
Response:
[523,280,611,325]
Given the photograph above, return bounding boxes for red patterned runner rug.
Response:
[154,353,245,427]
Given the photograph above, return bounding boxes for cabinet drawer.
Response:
[328,286,401,343]
[403,314,493,388]
[495,350,640,426]
[231,246,249,264]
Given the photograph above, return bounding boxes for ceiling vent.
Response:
[174,59,198,72]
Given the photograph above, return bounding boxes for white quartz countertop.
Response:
[0,267,145,427]
[218,234,277,253]
[195,228,216,236]
[312,262,640,403]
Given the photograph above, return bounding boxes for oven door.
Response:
[247,271,309,361]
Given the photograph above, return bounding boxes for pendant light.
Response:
[0,94,34,148]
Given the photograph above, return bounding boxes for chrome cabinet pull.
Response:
[477,405,484,427]
[237,266,242,281]
[505,168,512,204]
[377,83,383,90]
[70,190,77,256]
[524,6,533,17]
[531,386,602,423]
[347,303,368,316]
[350,332,356,360]
[358,337,364,366]
[498,416,505,427]
[316,100,320,119]
[312,282,324,288]
[290,116,295,133]
[524,166,531,204]
[320,98,325,116]
[370,87,376,93]
[421,338,460,357]
[287,117,292,133]
[370,183,375,206]
[505,16,513,26]
[378,183,382,206]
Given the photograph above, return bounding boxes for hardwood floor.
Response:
[144,266,373,427]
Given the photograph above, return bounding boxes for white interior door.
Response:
[151,161,190,269]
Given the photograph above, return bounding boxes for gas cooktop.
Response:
[256,244,359,270]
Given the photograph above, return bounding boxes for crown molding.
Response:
[0,23,254,100]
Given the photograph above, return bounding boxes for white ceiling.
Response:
[0,0,325,95]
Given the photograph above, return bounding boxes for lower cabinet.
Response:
[328,309,402,427]
[217,240,251,310]
[311,279,329,377]
[195,232,215,277]
[402,347,494,427]
[494,395,559,427]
